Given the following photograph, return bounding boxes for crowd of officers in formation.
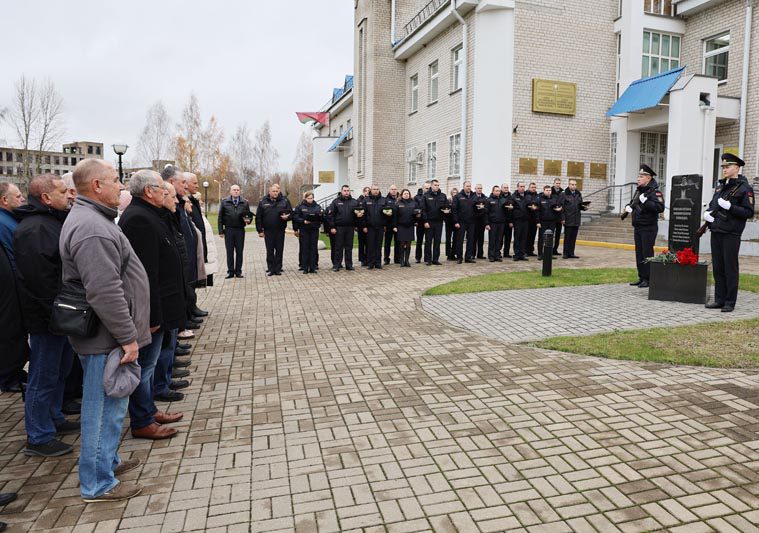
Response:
[243,177,588,277]
[0,161,215,508]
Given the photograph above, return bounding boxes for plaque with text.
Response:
[668,174,703,254]
[544,160,562,176]
[519,157,538,175]
[532,79,577,116]
[318,171,335,184]
[567,161,585,178]
[573,178,584,191]
[590,163,607,179]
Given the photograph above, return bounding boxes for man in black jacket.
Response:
[384,185,401,265]
[473,184,489,259]
[452,181,478,263]
[119,170,186,440]
[486,185,508,262]
[500,183,514,258]
[537,185,562,259]
[13,174,77,457]
[525,182,540,256]
[560,179,586,260]
[550,178,564,255]
[256,183,292,276]
[218,184,253,278]
[360,185,388,270]
[327,185,360,271]
[414,182,430,263]
[510,182,530,261]
[357,186,370,266]
[422,179,448,265]
[703,154,754,312]
[624,166,664,287]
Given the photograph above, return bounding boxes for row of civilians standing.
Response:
[0,161,214,506]
[243,178,588,276]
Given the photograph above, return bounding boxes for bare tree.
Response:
[8,76,38,180]
[200,115,224,177]
[137,100,171,166]
[292,131,313,185]
[34,79,65,173]
[229,122,254,187]
[252,120,279,201]
[175,93,202,173]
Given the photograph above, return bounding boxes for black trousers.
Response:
[415,223,425,261]
[329,232,337,265]
[299,228,319,271]
[225,227,245,275]
[487,223,505,261]
[711,232,741,307]
[563,225,579,258]
[552,222,562,254]
[455,222,476,260]
[633,225,657,280]
[527,221,538,254]
[424,222,444,262]
[264,229,286,274]
[64,356,83,401]
[537,222,557,257]
[445,222,458,258]
[357,229,367,264]
[384,226,400,263]
[334,226,354,268]
[366,227,384,267]
[0,336,28,390]
[513,220,528,259]
[474,221,487,258]
[502,224,513,257]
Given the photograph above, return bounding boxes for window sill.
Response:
[449,88,462,96]
[409,110,418,117]
[427,100,438,107]
[448,175,461,179]
[717,79,728,86]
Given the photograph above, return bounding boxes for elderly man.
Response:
[60,159,148,502]
[0,182,25,271]
[119,171,185,439]
[256,183,292,276]
[218,184,252,278]
[14,175,77,457]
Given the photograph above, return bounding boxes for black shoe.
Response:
[375,265,383,269]
[416,259,421,264]
[476,255,485,259]
[235,273,244,278]
[0,383,23,393]
[56,420,80,435]
[155,391,184,402]
[569,255,580,259]
[504,254,512,258]
[629,280,642,286]
[184,322,200,330]
[465,259,476,264]
[175,346,191,356]
[332,266,340,272]
[495,258,503,262]
[24,439,73,457]
[189,316,203,324]
[426,261,432,266]
[225,274,234,279]
[638,281,649,288]
[721,306,735,313]
[174,358,192,368]
[368,265,374,270]
[457,259,463,264]
[177,342,192,350]
[191,308,209,318]
[346,266,355,271]
[705,302,724,309]
[537,256,543,260]
[274,272,282,276]
[61,399,82,415]
[432,261,442,265]
[172,368,190,378]
[169,379,190,390]
[0,493,17,506]
[562,255,569,259]
[267,272,275,276]
[527,253,537,257]
[384,258,390,265]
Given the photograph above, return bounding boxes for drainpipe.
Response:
[738,0,752,157]
[452,0,468,186]
[391,0,396,45]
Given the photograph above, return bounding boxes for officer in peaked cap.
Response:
[703,153,755,312]
[625,164,665,288]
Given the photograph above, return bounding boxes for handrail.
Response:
[317,192,339,209]
[399,0,450,41]
[583,181,637,198]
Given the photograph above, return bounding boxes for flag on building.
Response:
[296,112,330,128]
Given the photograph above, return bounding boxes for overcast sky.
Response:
[0,0,354,172]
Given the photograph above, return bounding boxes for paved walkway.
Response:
[1,237,758,532]
[423,284,759,343]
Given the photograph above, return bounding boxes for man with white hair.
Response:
[60,158,149,502]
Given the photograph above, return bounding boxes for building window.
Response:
[452,45,463,92]
[704,33,729,83]
[54,156,60,165]
[427,141,437,181]
[449,133,461,177]
[4,152,11,162]
[63,157,68,165]
[410,74,419,113]
[642,31,680,77]
[87,146,93,154]
[96,146,101,155]
[428,60,439,103]
[616,34,621,99]
[640,131,668,195]
[407,149,418,183]
[644,0,673,16]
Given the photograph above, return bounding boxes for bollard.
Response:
[542,229,553,277]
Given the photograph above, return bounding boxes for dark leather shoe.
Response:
[177,342,192,350]
[184,322,200,330]
[457,259,463,264]
[235,273,244,278]
[175,347,191,356]
[267,272,275,276]
[0,493,17,506]
[432,261,442,265]
[154,391,184,402]
[225,274,234,279]
[189,316,203,324]
[170,379,190,390]
[0,383,23,393]
[131,422,177,440]
[629,280,642,286]
[191,308,209,317]
[154,411,184,424]
[705,302,724,309]
[638,281,649,288]
[62,399,82,415]
[172,369,190,378]
[346,266,355,271]
[332,267,340,272]
[173,358,192,368]
[465,259,476,263]
[721,306,734,313]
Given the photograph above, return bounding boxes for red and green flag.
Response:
[296,112,329,127]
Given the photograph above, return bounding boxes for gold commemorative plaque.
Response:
[318,171,335,184]
[590,163,607,179]
[544,160,562,176]
[519,157,538,175]
[567,161,585,178]
[532,79,577,116]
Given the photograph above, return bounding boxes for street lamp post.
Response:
[203,181,209,213]
[112,144,128,183]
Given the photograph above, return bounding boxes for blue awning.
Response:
[606,67,685,117]
[328,127,353,152]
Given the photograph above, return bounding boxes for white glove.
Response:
[718,198,731,210]
[639,194,647,204]
[704,211,714,223]
[625,205,633,214]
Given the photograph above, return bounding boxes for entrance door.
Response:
[640,131,668,196]
[712,145,723,188]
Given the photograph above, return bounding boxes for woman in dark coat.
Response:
[0,244,28,392]
[293,192,323,274]
[393,189,420,267]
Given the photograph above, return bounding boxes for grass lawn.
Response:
[423,268,638,296]
[318,233,359,250]
[532,319,759,369]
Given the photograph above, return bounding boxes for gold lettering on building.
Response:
[532,79,577,116]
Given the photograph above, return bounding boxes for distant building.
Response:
[124,160,176,186]
[0,141,104,186]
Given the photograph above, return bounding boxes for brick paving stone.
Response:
[1,240,759,532]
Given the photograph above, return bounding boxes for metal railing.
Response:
[317,192,340,210]
[398,0,450,42]
[583,182,637,214]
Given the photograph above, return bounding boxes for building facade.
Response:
[0,141,104,186]
[310,0,757,219]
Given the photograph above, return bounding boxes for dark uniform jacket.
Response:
[525,190,540,222]
[119,197,186,330]
[293,201,323,230]
[486,194,509,224]
[452,190,477,224]
[473,193,489,222]
[421,190,449,223]
[359,193,389,228]
[510,191,531,221]
[187,194,208,262]
[394,198,419,227]
[630,178,665,227]
[255,194,292,233]
[327,195,359,228]
[218,196,253,235]
[707,176,755,236]
[12,197,67,334]
[560,189,585,227]
[537,193,562,224]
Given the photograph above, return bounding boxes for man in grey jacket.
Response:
[60,158,150,503]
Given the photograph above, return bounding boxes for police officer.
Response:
[393,189,419,267]
[525,182,540,256]
[486,185,508,262]
[255,183,292,277]
[445,187,459,260]
[501,183,514,258]
[384,185,401,265]
[704,153,755,312]
[625,164,665,287]
[560,179,585,259]
[357,186,370,266]
[452,181,478,263]
[473,184,489,259]
[537,185,562,260]
[326,185,360,271]
[293,192,323,274]
[550,178,564,255]
[360,185,388,270]
[510,182,530,261]
[414,182,430,263]
[421,179,448,265]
